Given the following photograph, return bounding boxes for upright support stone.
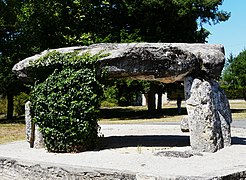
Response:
[33,124,45,149]
[211,80,232,147]
[25,101,45,149]
[25,101,35,148]
[184,76,232,152]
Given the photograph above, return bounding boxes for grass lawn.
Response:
[99,100,246,124]
[229,100,246,120]
[0,100,246,144]
[0,117,25,144]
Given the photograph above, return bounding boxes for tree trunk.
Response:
[7,92,14,120]
[148,83,156,113]
[157,91,162,112]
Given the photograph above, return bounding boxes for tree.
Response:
[0,0,27,120]
[18,0,230,50]
[123,0,230,42]
[19,0,230,112]
[0,0,230,117]
[222,50,246,100]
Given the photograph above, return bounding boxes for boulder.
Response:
[13,43,225,83]
[184,76,232,152]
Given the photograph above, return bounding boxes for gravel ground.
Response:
[0,123,246,178]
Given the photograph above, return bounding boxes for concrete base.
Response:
[0,124,246,180]
[1,157,246,180]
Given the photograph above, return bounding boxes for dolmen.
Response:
[13,43,232,153]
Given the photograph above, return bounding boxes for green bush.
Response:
[30,51,104,152]
[100,100,118,107]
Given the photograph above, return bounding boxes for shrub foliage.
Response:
[30,51,104,152]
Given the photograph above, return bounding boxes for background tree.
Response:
[18,0,230,51]
[0,0,230,117]
[0,0,28,120]
[222,50,246,100]
[18,0,230,112]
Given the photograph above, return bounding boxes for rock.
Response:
[25,101,34,147]
[13,43,225,83]
[0,159,136,180]
[33,124,45,149]
[25,101,45,149]
[97,44,200,83]
[184,76,232,152]
[180,115,189,132]
[154,150,203,158]
[211,79,232,147]
[12,46,86,83]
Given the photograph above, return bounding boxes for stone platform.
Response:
[0,124,246,179]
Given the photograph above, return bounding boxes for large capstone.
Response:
[13,43,225,83]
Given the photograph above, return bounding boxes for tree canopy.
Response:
[0,0,230,118]
[222,50,246,100]
[0,0,28,119]
[18,0,230,51]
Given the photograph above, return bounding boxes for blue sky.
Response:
[204,0,246,59]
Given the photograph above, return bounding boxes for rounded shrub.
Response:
[30,51,104,152]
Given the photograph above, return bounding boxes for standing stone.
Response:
[184,76,232,152]
[25,101,45,149]
[33,124,45,149]
[25,101,35,148]
[211,80,232,147]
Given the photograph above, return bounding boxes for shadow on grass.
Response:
[100,107,187,120]
[99,135,190,149]
[231,109,246,113]
[0,115,25,124]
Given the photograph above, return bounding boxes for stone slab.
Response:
[12,43,225,83]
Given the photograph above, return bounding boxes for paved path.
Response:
[231,119,246,128]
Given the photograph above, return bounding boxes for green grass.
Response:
[99,100,246,124]
[0,100,246,144]
[99,105,185,124]
[229,100,246,120]
[0,117,25,144]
